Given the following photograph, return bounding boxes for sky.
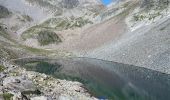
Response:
[101,0,113,5]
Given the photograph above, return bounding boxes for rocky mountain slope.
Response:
[85,0,170,74]
[0,0,104,46]
[0,0,104,99]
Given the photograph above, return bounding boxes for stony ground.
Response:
[85,15,170,74]
[0,61,97,100]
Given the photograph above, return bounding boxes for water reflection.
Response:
[14,57,170,100]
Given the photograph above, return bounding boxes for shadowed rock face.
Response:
[14,57,170,100]
[0,5,10,18]
[140,0,170,9]
[61,0,79,8]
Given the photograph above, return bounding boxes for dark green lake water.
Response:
[14,57,170,100]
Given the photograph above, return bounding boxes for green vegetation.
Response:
[21,45,51,54]
[141,0,169,10]
[19,44,72,57]
[134,14,146,21]
[37,30,61,46]
[133,0,169,22]
[0,5,11,18]
[21,17,92,45]
[40,17,93,30]
[1,93,14,100]
[23,61,61,75]
[160,27,166,30]
[133,12,161,21]
[21,25,40,40]
[0,23,16,42]
[0,24,9,39]
[21,26,62,45]
[0,64,5,72]
[9,71,20,76]
[0,46,18,60]
[21,15,33,22]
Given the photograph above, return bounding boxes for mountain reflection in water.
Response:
[13,57,170,100]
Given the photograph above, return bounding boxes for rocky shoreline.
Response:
[0,61,97,100]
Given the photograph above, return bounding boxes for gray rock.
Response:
[30,96,49,100]
[3,76,36,92]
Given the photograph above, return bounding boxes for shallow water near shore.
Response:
[14,57,170,100]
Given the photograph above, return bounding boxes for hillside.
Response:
[0,0,170,99]
[85,0,170,74]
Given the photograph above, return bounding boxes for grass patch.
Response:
[133,14,146,21]
[22,26,62,45]
[21,17,92,41]
[0,24,9,39]
[19,15,33,22]
[160,26,166,30]
[0,23,16,42]
[0,65,5,72]
[21,25,40,40]
[0,46,18,60]
[1,93,14,100]
[133,11,161,21]
[37,30,62,46]
[41,17,93,30]
[23,45,46,53]
[19,45,52,55]
[22,15,33,22]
